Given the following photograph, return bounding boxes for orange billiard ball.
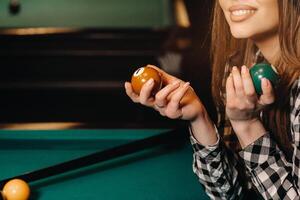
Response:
[2,179,30,200]
[131,66,162,95]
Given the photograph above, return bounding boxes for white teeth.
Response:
[232,10,255,16]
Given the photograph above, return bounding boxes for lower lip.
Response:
[230,11,255,22]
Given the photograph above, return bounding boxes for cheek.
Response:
[223,12,231,25]
[254,8,279,33]
[258,0,279,21]
[218,0,228,15]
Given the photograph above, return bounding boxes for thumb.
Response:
[258,78,275,105]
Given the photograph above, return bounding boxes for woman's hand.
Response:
[125,65,205,122]
[225,65,275,121]
[125,64,218,146]
[225,65,275,147]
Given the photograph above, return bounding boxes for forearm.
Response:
[190,112,244,199]
[190,111,218,146]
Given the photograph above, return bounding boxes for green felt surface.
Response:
[0,129,209,200]
[0,0,173,28]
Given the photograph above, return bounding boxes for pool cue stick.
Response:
[0,127,187,187]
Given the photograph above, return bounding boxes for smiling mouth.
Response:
[230,9,256,22]
[232,9,255,16]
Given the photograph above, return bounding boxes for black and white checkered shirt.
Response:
[190,78,300,199]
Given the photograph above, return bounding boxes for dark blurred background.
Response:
[0,0,215,129]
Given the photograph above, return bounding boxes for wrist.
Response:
[190,111,218,146]
[230,118,260,132]
[230,118,267,148]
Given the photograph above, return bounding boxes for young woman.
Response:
[125,0,300,199]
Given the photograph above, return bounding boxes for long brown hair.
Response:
[210,0,300,155]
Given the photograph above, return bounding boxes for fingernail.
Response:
[232,66,237,71]
[184,82,190,87]
[241,65,247,74]
[262,78,269,87]
[147,78,154,85]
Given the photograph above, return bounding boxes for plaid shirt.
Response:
[190,78,300,199]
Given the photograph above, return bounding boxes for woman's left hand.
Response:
[225,65,275,122]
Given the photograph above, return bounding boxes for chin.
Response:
[230,27,254,39]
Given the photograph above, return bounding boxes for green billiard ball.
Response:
[249,63,279,95]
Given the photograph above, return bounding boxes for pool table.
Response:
[0,128,209,200]
[0,0,174,29]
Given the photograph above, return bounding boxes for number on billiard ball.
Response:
[250,63,279,95]
[131,66,162,95]
[1,179,30,200]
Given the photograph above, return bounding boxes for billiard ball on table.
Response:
[1,179,30,200]
[250,63,280,95]
[131,66,162,95]
[8,0,21,15]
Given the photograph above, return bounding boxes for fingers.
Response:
[125,74,183,109]
[226,72,235,102]
[227,66,258,103]
[124,82,139,103]
[139,79,155,106]
[259,78,275,105]
[165,82,190,117]
[240,65,257,101]
[225,66,275,122]
[155,80,181,107]
[231,66,244,97]
[125,79,155,106]
[126,64,193,120]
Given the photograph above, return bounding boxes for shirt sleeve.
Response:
[190,126,244,199]
[238,133,298,199]
[290,78,300,190]
[237,78,300,199]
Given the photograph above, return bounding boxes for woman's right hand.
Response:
[124,65,206,122]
